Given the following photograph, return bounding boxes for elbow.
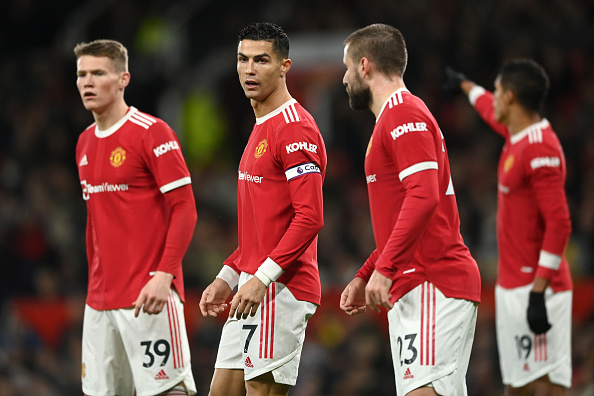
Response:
[302,210,323,234]
[313,214,324,234]
[423,191,440,215]
[190,207,198,226]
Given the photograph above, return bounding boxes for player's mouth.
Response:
[244,79,258,89]
[83,92,97,99]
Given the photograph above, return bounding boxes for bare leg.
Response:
[505,384,532,396]
[532,376,565,396]
[246,372,290,396]
[505,375,565,396]
[406,386,440,396]
[157,382,189,395]
[208,368,246,396]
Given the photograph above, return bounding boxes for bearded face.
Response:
[345,70,371,111]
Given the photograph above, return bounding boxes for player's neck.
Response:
[369,76,406,118]
[251,86,292,118]
[93,101,130,131]
[507,108,541,135]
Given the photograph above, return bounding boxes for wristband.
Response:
[254,270,273,287]
[468,86,486,106]
[538,250,562,271]
[255,257,284,287]
[216,265,239,290]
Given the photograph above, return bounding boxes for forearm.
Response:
[356,249,379,282]
[532,164,572,282]
[460,80,476,96]
[532,276,549,293]
[375,170,439,278]
[157,185,197,274]
[259,173,324,283]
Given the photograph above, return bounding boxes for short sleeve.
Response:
[381,104,438,179]
[274,121,325,181]
[142,121,192,193]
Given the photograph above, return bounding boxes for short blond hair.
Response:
[74,39,128,72]
[345,24,407,78]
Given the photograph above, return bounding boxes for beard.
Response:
[346,78,371,111]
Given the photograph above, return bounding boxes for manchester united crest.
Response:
[110,147,126,167]
[503,154,514,173]
[255,139,268,158]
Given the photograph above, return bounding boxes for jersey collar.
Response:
[510,118,549,144]
[95,107,137,138]
[377,88,410,121]
[255,99,297,125]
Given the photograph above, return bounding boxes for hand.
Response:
[229,276,267,320]
[340,277,367,316]
[199,278,232,317]
[365,270,393,313]
[133,271,174,318]
[527,291,552,334]
[443,66,468,95]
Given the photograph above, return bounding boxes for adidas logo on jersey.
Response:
[79,155,88,166]
[155,369,169,380]
[245,357,254,368]
[403,367,414,380]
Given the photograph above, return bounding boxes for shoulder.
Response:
[128,108,169,132]
[521,120,563,154]
[263,101,322,140]
[377,91,438,139]
[381,90,434,123]
[520,121,565,171]
[77,122,96,144]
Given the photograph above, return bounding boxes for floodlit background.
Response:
[1,0,593,395]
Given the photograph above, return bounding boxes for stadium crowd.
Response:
[0,0,593,394]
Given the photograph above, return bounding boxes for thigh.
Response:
[388,281,477,396]
[246,372,290,396]
[495,285,572,389]
[209,368,246,396]
[215,315,244,369]
[82,305,134,396]
[116,290,197,396]
[240,274,317,386]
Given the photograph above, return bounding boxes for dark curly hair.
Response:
[238,22,289,59]
[498,59,549,114]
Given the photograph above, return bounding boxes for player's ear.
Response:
[360,57,370,77]
[120,71,131,90]
[504,88,515,105]
[281,58,292,76]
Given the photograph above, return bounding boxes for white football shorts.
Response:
[214,272,317,386]
[81,289,197,396]
[387,281,478,396]
[495,284,572,388]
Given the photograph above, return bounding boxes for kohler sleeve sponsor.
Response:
[153,140,180,157]
[285,141,318,154]
[390,122,428,140]
[530,156,561,170]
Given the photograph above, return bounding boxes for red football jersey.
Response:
[358,89,481,304]
[76,107,192,310]
[224,99,326,305]
[471,87,572,291]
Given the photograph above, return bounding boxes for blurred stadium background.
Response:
[1,0,593,394]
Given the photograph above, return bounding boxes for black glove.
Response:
[527,291,552,334]
[443,66,468,95]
